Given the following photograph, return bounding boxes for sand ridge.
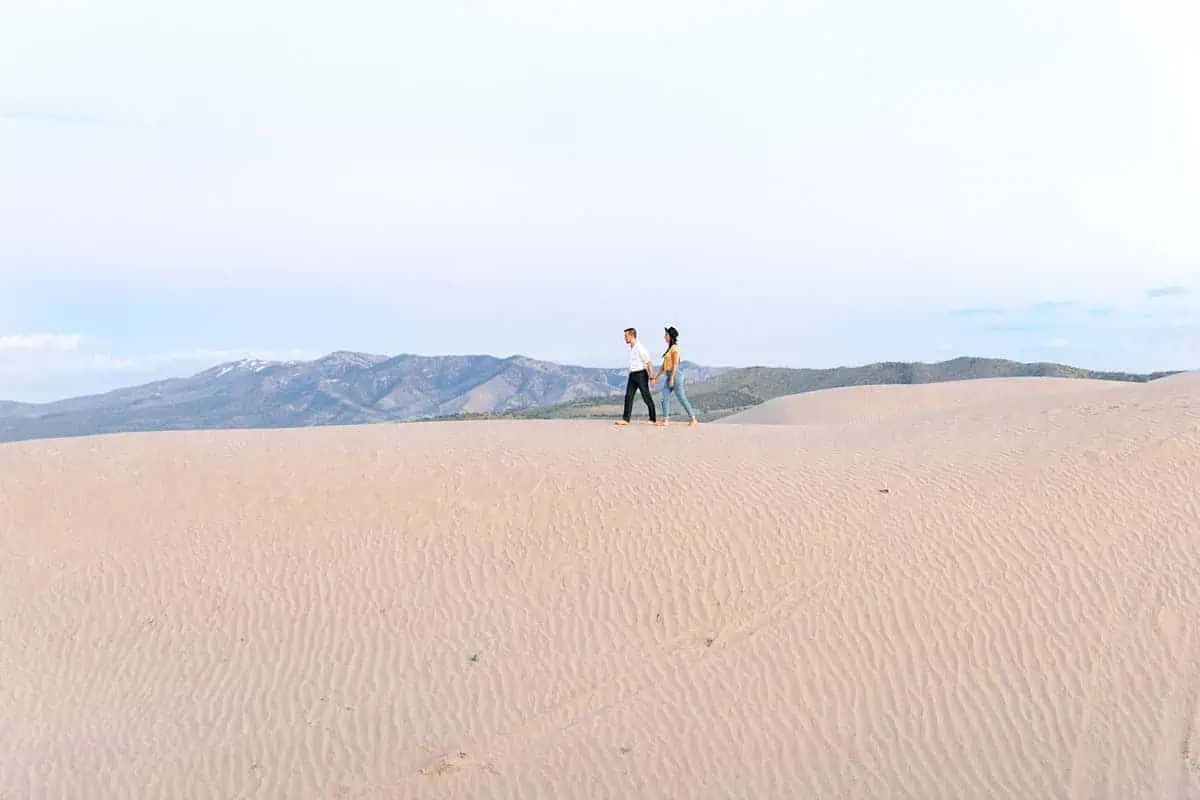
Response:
[2,375,1199,798]
[716,375,1139,427]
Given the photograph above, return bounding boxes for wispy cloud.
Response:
[979,322,1060,333]
[950,294,1198,340]
[0,333,315,400]
[946,307,1006,318]
[0,332,84,353]
[1147,285,1188,299]
[0,105,118,128]
[86,347,315,372]
[0,103,180,133]
[947,299,1079,322]
[1028,300,1075,313]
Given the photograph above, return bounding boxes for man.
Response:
[617,327,657,426]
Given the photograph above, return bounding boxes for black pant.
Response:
[623,369,656,422]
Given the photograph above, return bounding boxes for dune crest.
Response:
[3,375,1199,798]
[716,375,1140,426]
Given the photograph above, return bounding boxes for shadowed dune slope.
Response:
[2,375,1200,799]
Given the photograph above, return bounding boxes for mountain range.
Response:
[441,356,1183,422]
[0,352,1180,444]
[0,351,727,443]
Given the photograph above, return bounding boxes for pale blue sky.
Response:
[2,0,1198,401]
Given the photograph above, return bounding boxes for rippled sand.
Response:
[3,374,1199,798]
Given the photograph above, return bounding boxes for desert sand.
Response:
[3,374,1200,799]
[715,376,1136,427]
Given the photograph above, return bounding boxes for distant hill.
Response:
[1,354,1178,443]
[0,352,730,443]
[437,357,1181,422]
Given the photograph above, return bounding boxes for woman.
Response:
[656,326,699,427]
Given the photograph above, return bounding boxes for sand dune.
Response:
[3,375,1199,799]
[716,375,1136,426]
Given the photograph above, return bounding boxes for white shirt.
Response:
[627,340,652,373]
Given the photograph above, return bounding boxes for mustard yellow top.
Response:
[661,344,681,375]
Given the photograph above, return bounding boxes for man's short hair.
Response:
[624,327,637,337]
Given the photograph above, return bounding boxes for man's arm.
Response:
[640,344,655,379]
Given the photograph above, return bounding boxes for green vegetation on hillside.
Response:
[428,357,1179,423]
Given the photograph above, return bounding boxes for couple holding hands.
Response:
[616,325,699,428]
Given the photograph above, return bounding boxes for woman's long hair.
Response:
[663,326,679,357]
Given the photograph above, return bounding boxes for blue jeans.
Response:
[660,370,696,420]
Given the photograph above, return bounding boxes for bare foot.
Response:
[614,420,630,427]
[659,420,670,427]
[689,418,699,427]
